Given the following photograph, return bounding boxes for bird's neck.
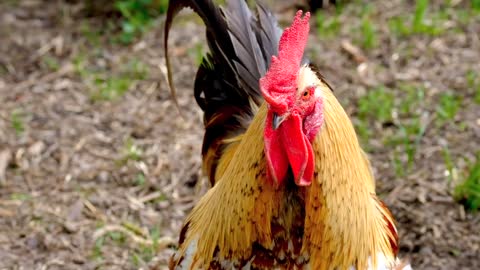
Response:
[306,87,398,269]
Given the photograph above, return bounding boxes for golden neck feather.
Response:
[303,80,398,269]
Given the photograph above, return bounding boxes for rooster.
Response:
[164,0,411,269]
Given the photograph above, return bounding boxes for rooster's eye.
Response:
[302,87,314,100]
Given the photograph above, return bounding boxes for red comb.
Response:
[260,10,311,113]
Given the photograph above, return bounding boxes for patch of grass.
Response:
[80,22,102,46]
[188,43,205,67]
[466,70,476,86]
[118,138,143,165]
[357,86,395,123]
[413,0,429,32]
[150,227,161,249]
[454,2,480,26]
[124,138,142,161]
[114,0,168,44]
[135,173,146,186]
[388,0,444,36]
[10,193,31,201]
[355,4,378,50]
[397,86,426,172]
[375,84,427,176]
[107,231,127,244]
[11,109,25,136]
[454,153,480,211]
[466,70,480,104]
[354,86,397,150]
[155,193,168,203]
[0,63,7,76]
[398,84,426,117]
[454,9,470,25]
[385,116,426,175]
[392,149,404,177]
[436,92,462,125]
[93,223,159,264]
[388,17,410,36]
[358,16,377,49]
[91,236,105,260]
[92,230,128,256]
[131,227,161,267]
[315,11,341,38]
[41,55,60,71]
[399,118,426,171]
[73,53,88,78]
[125,59,149,80]
[73,53,149,101]
[442,146,456,183]
[91,75,131,101]
[473,0,480,12]
[131,245,155,267]
[450,248,461,257]
[90,59,149,101]
[475,89,480,105]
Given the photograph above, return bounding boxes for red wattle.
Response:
[264,111,314,186]
[280,113,314,186]
[264,111,289,185]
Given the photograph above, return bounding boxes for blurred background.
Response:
[0,0,479,269]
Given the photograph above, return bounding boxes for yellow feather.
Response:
[301,66,396,270]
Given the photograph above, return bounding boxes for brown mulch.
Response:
[0,1,479,269]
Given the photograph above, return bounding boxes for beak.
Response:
[272,113,287,130]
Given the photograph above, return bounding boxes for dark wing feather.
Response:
[164,0,281,185]
[257,2,282,66]
[225,0,265,79]
[164,0,232,109]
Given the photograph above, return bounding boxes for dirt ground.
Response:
[0,0,479,269]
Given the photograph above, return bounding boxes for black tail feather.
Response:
[164,0,281,184]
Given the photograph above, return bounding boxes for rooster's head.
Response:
[260,11,324,186]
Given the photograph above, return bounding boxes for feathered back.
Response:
[164,0,281,184]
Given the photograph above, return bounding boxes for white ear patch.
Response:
[298,65,326,99]
[314,86,323,99]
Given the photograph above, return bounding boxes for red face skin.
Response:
[264,83,324,186]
